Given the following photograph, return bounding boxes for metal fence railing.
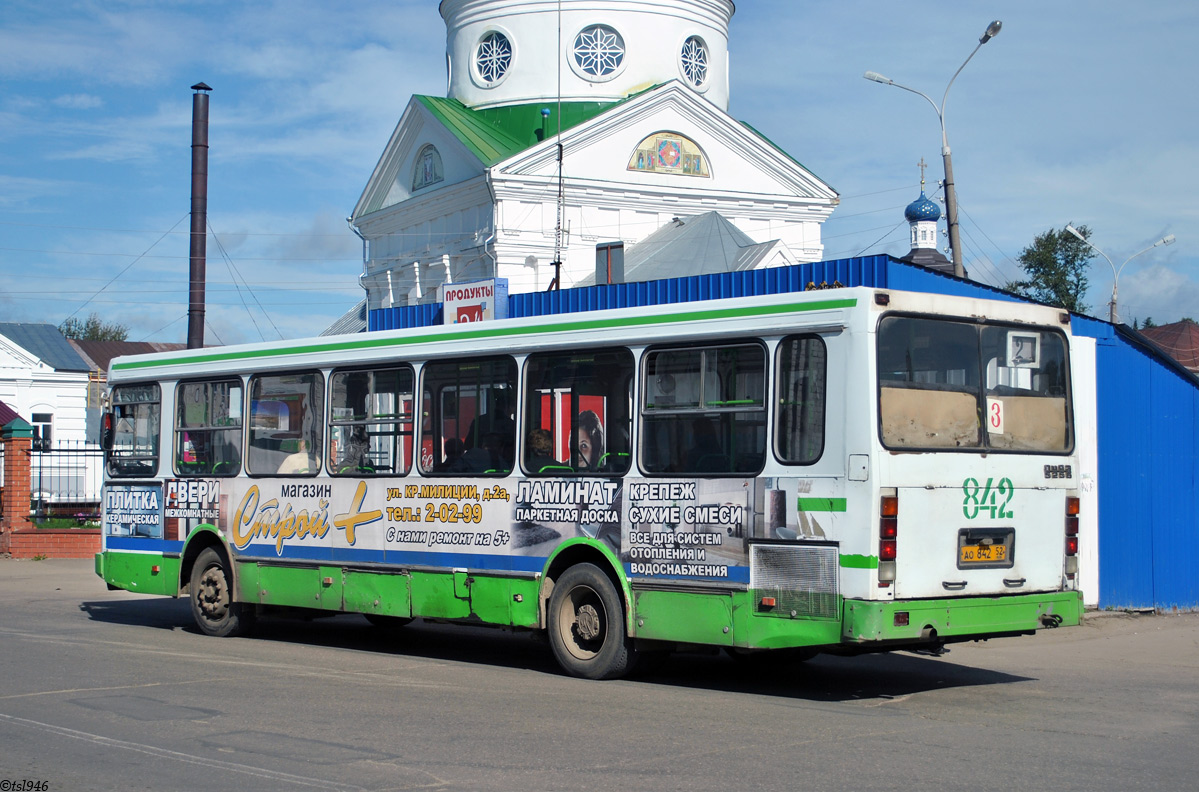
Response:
[30,441,104,518]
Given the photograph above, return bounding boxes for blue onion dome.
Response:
[904,191,941,222]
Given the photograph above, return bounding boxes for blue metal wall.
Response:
[369,256,892,329]
[366,255,1199,609]
[1070,316,1199,609]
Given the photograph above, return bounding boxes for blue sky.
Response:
[1,0,1193,343]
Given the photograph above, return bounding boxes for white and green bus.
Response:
[97,286,1082,678]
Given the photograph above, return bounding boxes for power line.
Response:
[137,314,185,343]
[209,219,282,341]
[62,214,188,323]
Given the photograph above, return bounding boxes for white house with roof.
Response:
[0,323,91,448]
[349,0,839,314]
[0,323,96,506]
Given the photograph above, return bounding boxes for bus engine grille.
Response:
[750,543,839,620]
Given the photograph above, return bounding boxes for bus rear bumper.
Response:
[842,590,1083,645]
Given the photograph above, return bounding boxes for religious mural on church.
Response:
[627,132,710,177]
[412,144,444,191]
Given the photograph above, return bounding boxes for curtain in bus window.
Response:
[174,380,242,476]
[980,326,1071,452]
[247,372,325,475]
[328,367,414,476]
[522,348,633,475]
[107,384,161,477]
[421,357,517,476]
[877,317,982,449]
[775,336,827,464]
[641,344,766,475]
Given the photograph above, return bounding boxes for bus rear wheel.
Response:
[189,547,254,637]
[547,563,635,679]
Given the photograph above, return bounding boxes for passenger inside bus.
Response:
[686,416,726,472]
[278,438,314,474]
[575,410,604,471]
[338,425,371,472]
[527,428,561,473]
[452,432,505,473]
[463,390,515,451]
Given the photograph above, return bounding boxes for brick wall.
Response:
[6,528,100,559]
[1,423,35,554]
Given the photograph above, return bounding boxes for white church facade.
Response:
[350,0,839,311]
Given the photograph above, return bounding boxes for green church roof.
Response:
[415,96,616,165]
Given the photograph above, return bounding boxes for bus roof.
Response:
[108,286,1070,383]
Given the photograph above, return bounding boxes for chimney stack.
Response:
[187,82,211,349]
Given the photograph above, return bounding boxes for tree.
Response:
[1142,317,1158,329]
[1005,224,1094,314]
[58,313,129,341]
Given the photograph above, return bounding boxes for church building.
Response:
[349,0,839,312]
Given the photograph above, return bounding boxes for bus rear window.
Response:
[981,326,1071,452]
[877,316,1071,453]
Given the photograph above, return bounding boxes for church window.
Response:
[572,25,625,81]
[475,31,512,86]
[627,132,711,178]
[412,144,444,191]
[680,36,708,88]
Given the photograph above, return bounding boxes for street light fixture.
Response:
[864,20,1003,279]
[1064,225,1177,324]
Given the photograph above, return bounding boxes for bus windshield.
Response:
[877,315,1072,453]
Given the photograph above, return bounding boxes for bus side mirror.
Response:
[101,412,114,451]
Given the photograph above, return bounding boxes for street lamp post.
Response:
[865,20,1003,279]
[1064,225,1177,324]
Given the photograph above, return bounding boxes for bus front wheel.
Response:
[547,563,635,679]
[189,547,254,637]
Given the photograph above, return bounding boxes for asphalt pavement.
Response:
[1,558,1196,791]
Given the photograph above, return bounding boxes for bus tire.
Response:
[547,563,635,680]
[189,547,254,637]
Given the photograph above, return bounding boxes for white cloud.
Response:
[52,93,104,109]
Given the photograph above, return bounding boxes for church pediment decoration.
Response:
[412,144,444,191]
[627,131,710,177]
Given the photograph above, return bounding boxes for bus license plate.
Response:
[957,528,1014,569]
[960,543,1007,564]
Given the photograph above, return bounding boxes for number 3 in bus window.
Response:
[986,398,1004,433]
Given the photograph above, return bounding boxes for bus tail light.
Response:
[100,411,114,450]
[1064,496,1080,579]
[879,490,898,587]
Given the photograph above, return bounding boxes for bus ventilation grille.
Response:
[750,544,839,620]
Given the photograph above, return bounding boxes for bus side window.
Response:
[522,347,633,476]
[641,343,766,475]
[775,335,827,465]
[329,367,414,476]
[247,371,324,476]
[175,379,243,476]
[420,356,517,476]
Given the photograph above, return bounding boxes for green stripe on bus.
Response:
[797,497,847,512]
[839,554,878,569]
[112,297,857,372]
